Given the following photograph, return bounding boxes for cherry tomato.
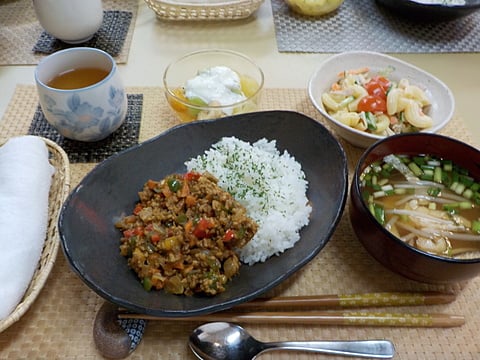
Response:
[223,229,235,242]
[150,232,161,244]
[133,203,143,215]
[193,218,214,239]
[364,76,390,100]
[357,95,387,113]
[146,179,157,189]
[123,226,144,238]
[184,171,201,181]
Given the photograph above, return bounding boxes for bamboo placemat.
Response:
[0,0,138,65]
[0,85,479,359]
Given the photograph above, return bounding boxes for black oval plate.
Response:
[376,0,480,21]
[59,110,348,317]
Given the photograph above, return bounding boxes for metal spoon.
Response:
[189,322,395,360]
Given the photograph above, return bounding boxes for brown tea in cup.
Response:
[35,47,127,142]
[47,67,110,90]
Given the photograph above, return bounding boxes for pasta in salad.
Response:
[321,67,433,136]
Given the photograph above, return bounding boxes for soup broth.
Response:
[360,154,480,259]
[47,67,110,90]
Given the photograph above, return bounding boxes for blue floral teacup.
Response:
[35,47,127,142]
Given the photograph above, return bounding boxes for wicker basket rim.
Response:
[147,0,262,6]
[0,137,70,333]
[144,0,264,20]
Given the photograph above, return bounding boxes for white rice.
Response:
[185,136,312,265]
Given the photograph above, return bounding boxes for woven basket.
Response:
[144,0,264,20]
[0,137,70,333]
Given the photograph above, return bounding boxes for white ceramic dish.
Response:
[33,0,103,44]
[308,51,455,148]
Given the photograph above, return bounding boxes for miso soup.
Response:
[360,154,480,259]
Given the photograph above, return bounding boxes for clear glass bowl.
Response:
[163,49,264,123]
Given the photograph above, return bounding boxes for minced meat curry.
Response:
[115,171,258,296]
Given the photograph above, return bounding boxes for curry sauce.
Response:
[116,171,258,296]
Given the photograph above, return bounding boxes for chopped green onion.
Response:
[450,182,459,192]
[413,156,426,166]
[381,184,394,192]
[473,192,480,205]
[443,160,453,172]
[454,183,466,195]
[443,205,458,215]
[394,187,407,195]
[370,203,385,225]
[338,96,355,109]
[463,188,473,199]
[421,164,435,171]
[434,166,442,184]
[473,220,480,234]
[408,162,423,177]
[442,172,453,187]
[452,171,460,183]
[427,187,441,197]
[398,153,410,163]
[365,112,377,131]
[378,178,389,186]
[471,183,480,192]
[383,163,394,172]
[459,201,473,209]
[361,190,370,203]
[420,168,434,181]
[459,174,474,187]
[443,201,472,211]
[427,160,441,167]
[457,166,469,176]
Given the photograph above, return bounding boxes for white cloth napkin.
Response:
[0,136,54,320]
